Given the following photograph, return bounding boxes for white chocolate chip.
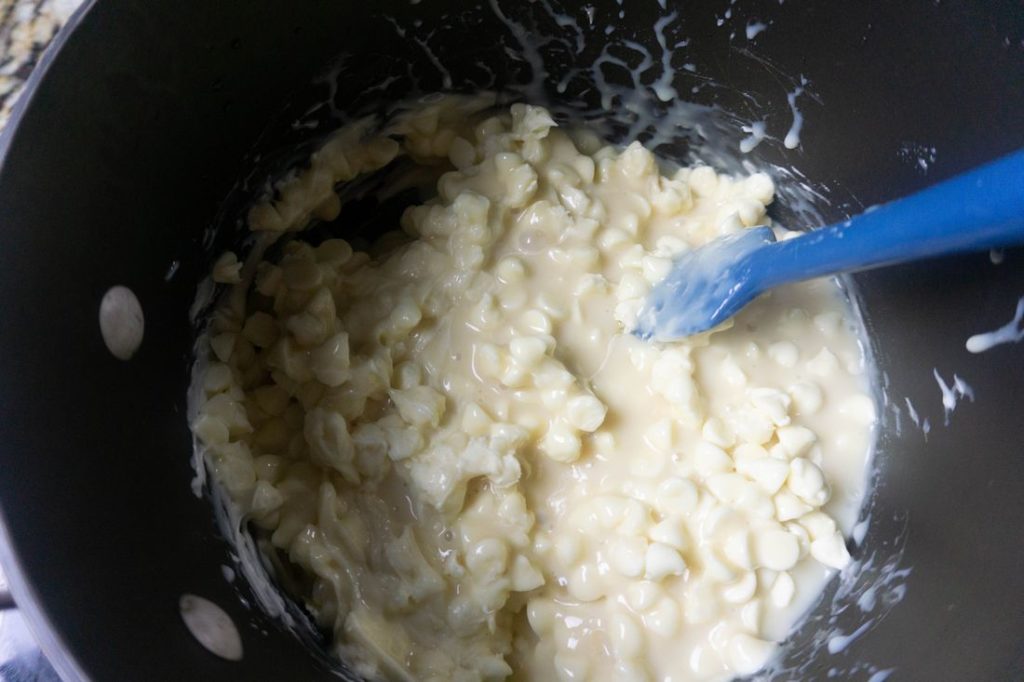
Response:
[726,633,774,675]
[811,531,851,570]
[565,394,607,432]
[770,571,796,607]
[645,542,687,581]
[787,458,830,506]
[768,340,799,367]
[753,529,800,571]
[722,571,757,604]
[776,425,817,458]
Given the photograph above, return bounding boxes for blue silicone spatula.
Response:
[634,149,1024,341]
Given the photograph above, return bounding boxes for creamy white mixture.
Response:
[192,96,875,682]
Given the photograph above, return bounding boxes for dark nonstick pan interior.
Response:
[0,1,1023,680]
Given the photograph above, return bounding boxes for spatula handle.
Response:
[751,148,1024,289]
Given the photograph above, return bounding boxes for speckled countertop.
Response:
[0,0,82,128]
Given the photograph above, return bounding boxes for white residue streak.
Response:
[966,296,1024,353]
[650,13,680,102]
[746,21,768,39]
[413,37,453,90]
[904,397,920,428]
[537,0,585,53]
[897,142,938,174]
[933,369,974,426]
[739,120,767,152]
[867,669,895,682]
[857,586,877,612]
[903,397,930,439]
[827,621,872,654]
[852,517,870,546]
[488,0,550,101]
[384,16,406,38]
[784,77,808,149]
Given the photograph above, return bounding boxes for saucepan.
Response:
[0,0,1022,679]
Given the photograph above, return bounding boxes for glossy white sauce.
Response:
[191,98,876,681]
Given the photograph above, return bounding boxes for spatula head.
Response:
[634,226,777,341]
